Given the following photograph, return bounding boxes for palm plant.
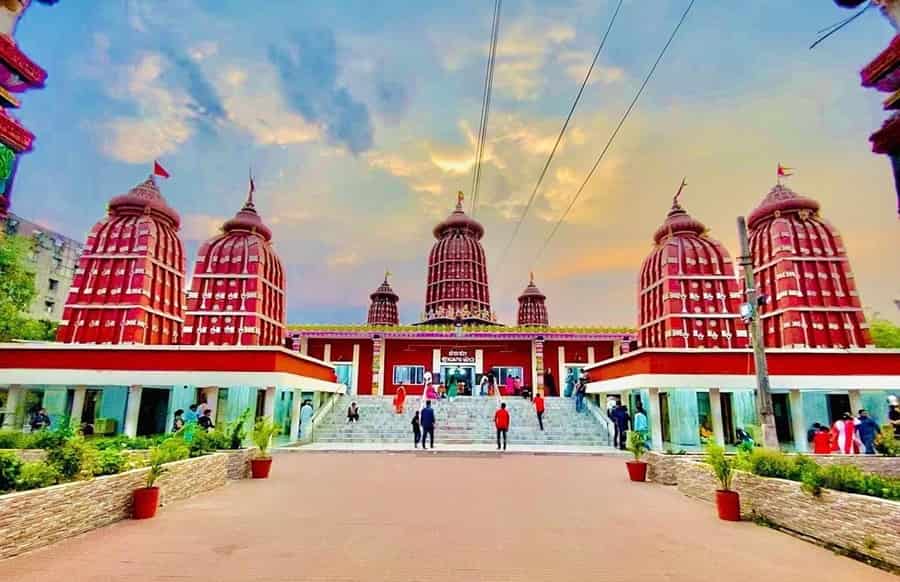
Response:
[252,417,281,458]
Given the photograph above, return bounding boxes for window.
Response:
[52,256,63,272]
[44,300,55,314]
[334,363,353,388]
[393,365,425,385]
[492,366,524,386]
[48,278,59,292]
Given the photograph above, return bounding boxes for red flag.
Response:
[777,163,793,177]
[153,160,170,179]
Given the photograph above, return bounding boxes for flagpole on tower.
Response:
[777,163,793,186]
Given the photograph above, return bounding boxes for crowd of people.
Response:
[809,399,899,455]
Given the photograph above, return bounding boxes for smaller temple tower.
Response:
[747,183,873,348]
[182,179,285,346]
[57,174,185,344]
[367,272,400,326]
[517,273,549,327]
[638,183,748,349]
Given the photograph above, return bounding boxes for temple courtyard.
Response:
[0,452,892,581]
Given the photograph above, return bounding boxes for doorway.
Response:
[772,393,793,444]
[255,389,267,419]
[827,394,851,424]
[720,392,735,444]
[442,366,476,395]
[660,392,671,444]
[136,388,170,436]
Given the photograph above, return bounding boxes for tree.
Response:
[0,231,56,341]
[870,317,900,348]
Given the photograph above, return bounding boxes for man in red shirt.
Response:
[495,402,510,450]
[533,392,545,431]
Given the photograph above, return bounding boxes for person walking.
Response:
[543,368,557,397]
[495,402,510,451]
[574,376,587,413]
[479,374,490,396]
[29,408,51,431]
[830,412,857,454]
[534,392,545,431]
[347,401,360,423]
[299,400,314,440]
[411,410,422,448]
[856,409,879,454]
[611,404,631,450]
[420,401,436,449]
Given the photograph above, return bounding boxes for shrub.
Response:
[875,426,900,457]
[705,443,734,491]
[93,448,126,476]
[46,437,89,480]
[252,417,280,458]
[747,449,796,480]
[185,430,216,458]
[15,462,60,490]
[627,430,647,461]
[0,451,22,491]
[155,436,190,464]
[90,434,166,451]
[226,408,252,450]
[0,430,25,449]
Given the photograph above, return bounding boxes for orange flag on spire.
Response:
[777,163,793,178]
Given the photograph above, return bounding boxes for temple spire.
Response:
[673,177,687,207]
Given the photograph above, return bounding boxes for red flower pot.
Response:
[251,457,273,479]
[715,489,741,521]
[132,487,160,519]
[626,461,648,482]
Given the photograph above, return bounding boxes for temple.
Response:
[56,175,185,345]
[182,181,285,346]
[639,189,747,349]
[366,273,399,326]
[0,0,54,217]
[747,184,872,349]
[516,274,549,327]
[422,191,495,324]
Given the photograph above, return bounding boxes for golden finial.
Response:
[529,271,534,285]
[457,190,465,205]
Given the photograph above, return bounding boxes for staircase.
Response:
[312,395,611,446]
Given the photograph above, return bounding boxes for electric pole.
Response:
[737,216,779,449]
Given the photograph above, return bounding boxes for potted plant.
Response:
[250,416,280,479]
[706,443,740,521]
[626,430,648,482]
[133,448,166,519]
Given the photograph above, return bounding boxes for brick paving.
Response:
[0,453,893,581]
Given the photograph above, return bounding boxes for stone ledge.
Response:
[0,450,250,561]
[656,456,900,569]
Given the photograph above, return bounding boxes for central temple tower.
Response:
[422,192,496,324]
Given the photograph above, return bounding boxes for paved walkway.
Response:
[279,442,624,455]
[1,454,892,581]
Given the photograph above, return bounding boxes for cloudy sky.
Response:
[11,0,900,326]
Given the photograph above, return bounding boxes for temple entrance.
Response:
[136,388,170,436]
[440,366,475,395]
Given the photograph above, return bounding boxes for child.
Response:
[412,410,421,447]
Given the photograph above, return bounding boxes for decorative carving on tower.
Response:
[747,183,873,348]
[421,191,495,324]
[517,273,549,327]
[182,178,285,346]
[57,174,185,344]
[367,272,399,326]
[638,181,748,349]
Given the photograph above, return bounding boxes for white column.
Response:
[789,389,808,453]
[648,387,664,451]
[377,339,387,396]
[612,340,622,358]
[432,348,441,377]
[70,386,87,424]
[201,387,220,421]
[323,343,332,363]
[530,341,540,391]
[2,385,24,429]
[351,343,360,396]
[587,346,596,364]
[263,386,276,419]
[475,349,484,375]
[299,336,309,356]
[709,388,726,446]
[848,389,863,417]
[289,389,302,441]
[557,346,566,393]
[124,385,143,438]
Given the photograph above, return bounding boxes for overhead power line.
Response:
[471,0,502,216]
[532,0,696,267]
[494,0,625,272]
